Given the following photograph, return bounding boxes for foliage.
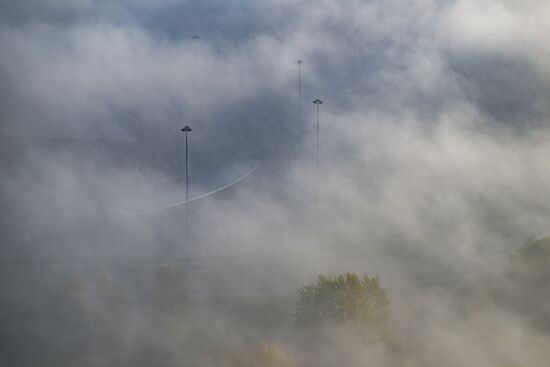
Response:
[507,236,550,282]
[295,273,389,331]
[221,340,295,367]
[497,236,550,335]
[517,236,550,263]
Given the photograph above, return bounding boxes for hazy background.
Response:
[2,1,550,366]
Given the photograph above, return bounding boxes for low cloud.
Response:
[2,1,550,366]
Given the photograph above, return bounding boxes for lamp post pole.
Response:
[297,60,303,145]
[181,125,192,258]
[313,99,323,202]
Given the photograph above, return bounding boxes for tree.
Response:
[295,273,389,331]
[501,237,550,333]
[508,236,550,282]
[517,236,550,264]
[222,340,295,367]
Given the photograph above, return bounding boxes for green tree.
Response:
[517,236,550,264]
[508,236,550,282]
[295,273,389,331]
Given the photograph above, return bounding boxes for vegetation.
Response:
[507,236,550,283]
[295,273,389,331]
[500,236,550,335]
[221,340,295,367]
[517,236,550,263]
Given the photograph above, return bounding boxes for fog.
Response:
[2,1,550,366]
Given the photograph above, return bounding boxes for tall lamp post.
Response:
[313,99,323,201]
[297,60,303,145]
[181,125,192,258]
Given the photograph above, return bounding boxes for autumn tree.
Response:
[222,340,295,367]
[295,273,389,331]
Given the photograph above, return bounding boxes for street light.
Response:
[297,60,304,145]
[181,125,192,257]
[313,99,323,201]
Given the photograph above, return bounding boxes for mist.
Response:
[2,1,550,366]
